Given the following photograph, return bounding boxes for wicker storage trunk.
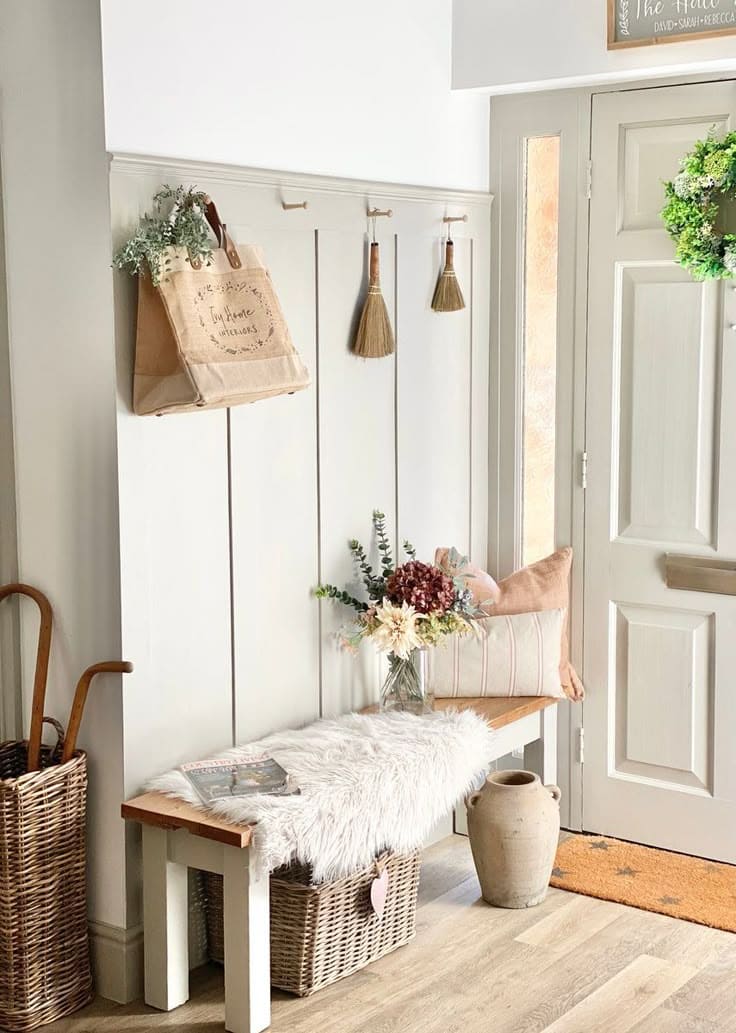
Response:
[206,851,421,997]
[0,737,92,1032]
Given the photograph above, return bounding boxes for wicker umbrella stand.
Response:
[0,727,93,1032]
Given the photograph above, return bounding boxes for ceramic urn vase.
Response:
[466,770,561,908]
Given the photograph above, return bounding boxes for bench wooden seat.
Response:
[364,694,557,729]
[122,697,558,846]
[122,791,253,848]
[363,695,559,787]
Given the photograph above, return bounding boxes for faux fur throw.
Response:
[148,710,496,882]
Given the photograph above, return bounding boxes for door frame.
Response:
[489,89,589,830]
[489,71,736,832]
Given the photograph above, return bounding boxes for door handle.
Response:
[665,554,736,596]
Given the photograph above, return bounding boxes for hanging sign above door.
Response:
[608,0,736,48]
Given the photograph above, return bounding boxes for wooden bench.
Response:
[122,696,558,1033]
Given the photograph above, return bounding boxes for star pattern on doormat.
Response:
[551,833,736,933]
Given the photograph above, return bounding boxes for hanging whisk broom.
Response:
[353,240,395,358]
[432,238,465,312]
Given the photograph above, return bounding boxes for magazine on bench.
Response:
[180,755,299,806]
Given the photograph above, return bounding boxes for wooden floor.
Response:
[49,835,736,1033]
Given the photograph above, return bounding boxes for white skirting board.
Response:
[92,869,210,1004]
[90,923,210,1006]
[89,920,143,1005]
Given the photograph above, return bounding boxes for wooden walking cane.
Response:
[61,661,134,763]
[0,583,53,772]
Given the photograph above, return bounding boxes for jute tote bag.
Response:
[133,199,310,415]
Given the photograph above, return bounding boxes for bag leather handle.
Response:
[204,196,241,270]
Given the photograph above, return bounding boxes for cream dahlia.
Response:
[371,600,424,659]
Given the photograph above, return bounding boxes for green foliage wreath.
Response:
[662,131,736,280]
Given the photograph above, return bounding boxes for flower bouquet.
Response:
[315,510,486,713]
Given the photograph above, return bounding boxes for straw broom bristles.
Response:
[353,241,395,358]
[431,239,465,312]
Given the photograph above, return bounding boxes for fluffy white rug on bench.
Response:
[148,710,496,882]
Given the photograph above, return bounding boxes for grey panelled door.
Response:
[583,81,736,862]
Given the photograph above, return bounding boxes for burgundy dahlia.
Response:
[386,561,455,615]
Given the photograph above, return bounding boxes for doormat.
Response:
[550,834,736,933]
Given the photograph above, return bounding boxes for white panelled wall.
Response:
[108,161,490,995]
[1,0,493,1005]
[110,157,491,764]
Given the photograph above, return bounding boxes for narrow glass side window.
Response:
[521,135,560,566]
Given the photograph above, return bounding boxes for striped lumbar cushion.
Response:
[430,609,566,698]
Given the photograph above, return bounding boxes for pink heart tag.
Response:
[370,868,389,918]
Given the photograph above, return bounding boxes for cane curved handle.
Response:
[61,661,133,763]
[0,583,53,772]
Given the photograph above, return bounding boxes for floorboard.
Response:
[45,834,735,1033]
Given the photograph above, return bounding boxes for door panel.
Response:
[616,603,713,791]
[621,116,729,231]
[584,81,736,862]
[616,266,718,546]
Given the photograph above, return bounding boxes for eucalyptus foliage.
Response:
[314,511,484,658]
[113,185,213,286]
[315,510,411,613]
[662,130,736,280]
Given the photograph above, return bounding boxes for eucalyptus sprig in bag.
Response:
[115,187,310,415]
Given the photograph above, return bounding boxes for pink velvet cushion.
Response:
[434,546,584,701]
[434,548,500,608]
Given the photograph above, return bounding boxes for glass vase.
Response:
[380,649,433,714]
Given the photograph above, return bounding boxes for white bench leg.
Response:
[223,845,271,1033]
[142,825,190,1011]
[524,705,558,786]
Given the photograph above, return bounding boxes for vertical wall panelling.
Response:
[395,227,481,847]
[227,410,236,744]
[470,236,491,567]
[110,168,235,939]
[317,224,398,716]
[229,221,320,743]
[115,408,232,798]
[397,233,473,562]
[109,154,492,771]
